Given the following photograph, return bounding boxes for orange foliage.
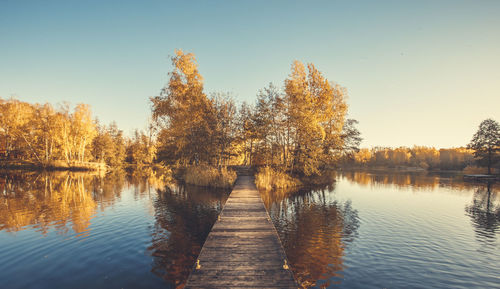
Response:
[350,146,474,171]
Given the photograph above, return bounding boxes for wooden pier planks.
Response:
[185,175,297,289]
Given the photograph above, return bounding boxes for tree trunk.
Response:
[249,140,253,166]
[19,132,42,164]
[45,137,49,162]
[487,148,491,175]
[82,137,86,162]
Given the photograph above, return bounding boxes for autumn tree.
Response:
[37,103,61,163]
[353,148,372,165]
[237,102,257,166]
[410,146,440,170]
[126,128,157,166]
[468,118,500,174]
[254,83,291,168]
[0,97,110,167]
[151,50,215,165]
[252,85,276,166]
[284,61,347,175]
[388,147,411,166]
[71,104,97,162]
[0,98,41,161]
[439,148,473,170]
[211,93,238,168]
[92,121,126,167]
[340,119,362,160]
[236,64,352,176]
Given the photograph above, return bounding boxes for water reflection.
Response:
[466,182,500,243]
[0,170,228,289]
[340,170,483,192]
[262,180,360,289]
[2,169,498,288]
[126,167,174,193]
[0,171,99,236]
[148,184,230,288]
[264,171,500,289]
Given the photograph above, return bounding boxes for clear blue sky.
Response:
[1,0,499,148]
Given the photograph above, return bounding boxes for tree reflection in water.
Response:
[262,178,360,289]
[339,170,480,192]
[0,170,230,288]
[148,184,230,288]
[465,182,500,243]
[0,171,102,236]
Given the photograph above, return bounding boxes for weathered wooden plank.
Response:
[204,235,275,242]
[185,175,297,289]
[188,275,296,283]
[213,221,272,227]
[190,285,290,289]
[204,235,279,242]
[192,262,285,268]
[211,226,272,231]
[192,269,291,276]
[187,277,297,285]
[187,287,296,289]
[199,252,283,259]
[187,280,297,287]
[201,243,281,249]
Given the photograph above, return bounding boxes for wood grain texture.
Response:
[185,175,297,289]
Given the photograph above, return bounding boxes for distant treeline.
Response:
[344,146,474,171]
[0,98,155,168]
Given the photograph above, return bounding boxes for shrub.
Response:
[183,165,237,188]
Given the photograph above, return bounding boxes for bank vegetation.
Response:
[150,50,361,189]
[3,50,498,189]
[0,98,156,171]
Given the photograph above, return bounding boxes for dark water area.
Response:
[262,171,500,288]
[1,170,499,289]
[0,170,230,289]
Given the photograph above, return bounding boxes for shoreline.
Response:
[0,160,107,172]
[339,166,465,174]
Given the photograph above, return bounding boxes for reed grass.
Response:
[183,165,237,188]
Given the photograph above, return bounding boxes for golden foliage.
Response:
[284,61,348,175]
[240,62,352,177]
[151,50,215,165]
[126,128,157,166]
[0,97,130,168]
[349,146,474,171]
[0,97,133,169]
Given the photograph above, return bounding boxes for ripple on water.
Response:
[0,171,230,289]
[265,172,500,289]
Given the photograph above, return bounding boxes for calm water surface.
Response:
[1,170,499,288]
[263,171,500,288]
[0,170,230,288]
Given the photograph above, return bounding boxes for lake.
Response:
[0,170,499,288]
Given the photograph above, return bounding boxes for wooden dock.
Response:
[185,174,297,289]
[464,174,498,181]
